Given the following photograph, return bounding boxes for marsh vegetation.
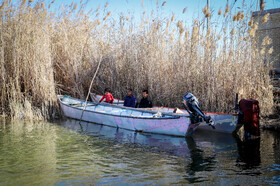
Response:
[0,0,274,119]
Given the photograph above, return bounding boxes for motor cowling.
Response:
[183,93,215,129]
[238,99,260,136]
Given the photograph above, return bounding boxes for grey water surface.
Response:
[0,119,279,185]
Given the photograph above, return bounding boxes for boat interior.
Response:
[59,95,178,119]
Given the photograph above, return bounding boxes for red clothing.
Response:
[100,93,114,103]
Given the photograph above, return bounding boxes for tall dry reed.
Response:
[0,0,275,120]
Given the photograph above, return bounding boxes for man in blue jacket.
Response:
[124,88,137,108]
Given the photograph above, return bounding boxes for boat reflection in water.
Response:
[184,136,216,182]
[60,119,262,183]
[60,119,193,158]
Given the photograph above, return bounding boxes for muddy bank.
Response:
[261,114,280,132]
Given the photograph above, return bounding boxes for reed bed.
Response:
[0,0,274,119]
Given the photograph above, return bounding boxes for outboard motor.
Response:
[183,93,215,129]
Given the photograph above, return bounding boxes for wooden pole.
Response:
[79,58,102,124]
[207,0,210,30]
[260,0,264,12]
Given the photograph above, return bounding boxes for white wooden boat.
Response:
[58,95,196,137]
[90,93,239,134]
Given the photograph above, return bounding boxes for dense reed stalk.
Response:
[0,0,274,119]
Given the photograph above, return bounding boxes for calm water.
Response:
[0,119,279,185]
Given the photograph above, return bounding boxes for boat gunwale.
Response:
[58,95,182,120]
[93,93,238,116]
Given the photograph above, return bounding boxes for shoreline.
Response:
[261,114,280,132]
[1,114,280,132]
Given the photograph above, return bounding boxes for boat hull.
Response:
[91,93,239,134]
[196,113,238,133]
[58,95,192,137]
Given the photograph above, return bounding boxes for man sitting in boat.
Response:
[124,88,137,108]
[137,90,152,108]
[99,88,114,104]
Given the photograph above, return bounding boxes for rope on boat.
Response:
[79,58,102,124]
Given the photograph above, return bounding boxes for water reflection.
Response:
[68,119,280,184]
[0,119,279,185]
[62,119,237,183]
[184,137,216,183]
[235,136,261,170]
[61,119,192,158]
[66,119,280,185]
[272,131,280,164]
[262,130,280,185]
[0,120,58,185]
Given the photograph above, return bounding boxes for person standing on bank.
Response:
[124,88,137,108]
[138,90,153,108]
[99,88,114,104]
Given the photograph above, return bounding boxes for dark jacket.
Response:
[138,97,152,108]
[124,94,137,108]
